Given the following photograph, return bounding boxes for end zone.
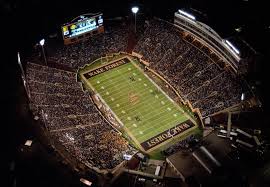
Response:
[141,120,195,151]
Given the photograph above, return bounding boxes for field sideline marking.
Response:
[95,92,146,151]
[81,56,198,153]
[111,61,191,142]
[130,59,197,125]
[92,59,191,143]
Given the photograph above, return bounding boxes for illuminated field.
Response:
[80,56,198,152]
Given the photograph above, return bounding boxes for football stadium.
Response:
[8,1,270,187]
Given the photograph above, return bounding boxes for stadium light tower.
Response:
[17,52,31,100]
[39,39,47,66]
[131,6,139,33]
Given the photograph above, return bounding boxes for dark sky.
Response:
[2,0,269,53]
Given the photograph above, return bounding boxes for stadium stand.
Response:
[133,18,252,117]
[48,23,129,69]
[25,17,254,171]
[26,62,137,170]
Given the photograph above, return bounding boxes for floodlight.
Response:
[80,178,92,186]
[17,52,21,65]
[39,39,47,65]
[241,93,245,101]
[25,140,33,146]
[178,9,196,20]
[39,39,45,46]
[235,27,242,32]
[131,6,139,33]
[131,7,139,14]
[225,40,240,54]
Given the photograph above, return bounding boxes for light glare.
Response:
[131,7,139,14]
[39,39,45,46]
[17,52,21,65]
[225,40,240,54]
[241,93,245,101]
[80,178,92,186]
[178,10,196,20]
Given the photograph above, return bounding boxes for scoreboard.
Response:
[62,13,104,45]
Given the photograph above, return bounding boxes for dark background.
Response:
[2,0,269,52]
[2,0,270,186]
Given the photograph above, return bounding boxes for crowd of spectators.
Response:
[24,18,255,169]
[48,23,129,70]
[163,135,196,156]
[25,17,253,119]
[28,18,251,118]
[133,18,252,117]
[26,62,137,170]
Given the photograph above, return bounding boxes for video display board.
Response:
[61,13,104,44]
[62,14,103,39]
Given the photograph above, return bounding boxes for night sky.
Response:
[2,0,269,52]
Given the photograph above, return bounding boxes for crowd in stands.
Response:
[47,23,129,69]
[28,18,252,118]
[24,17,254,169]
[163,135,196,156]
[26,62,137,170]
[133,19,252,117]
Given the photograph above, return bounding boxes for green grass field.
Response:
[80,56,198,153]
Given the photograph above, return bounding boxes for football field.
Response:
[80,56,198,152]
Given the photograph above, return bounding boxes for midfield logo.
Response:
[128,92,140,105]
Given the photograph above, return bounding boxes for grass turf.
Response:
[82,57,198,151]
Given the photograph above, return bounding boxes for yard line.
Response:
[97,62,188,122]
[86,59,196,148]
[132,114,187,138]
[136,115,187,137]
[96,82,157,102]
